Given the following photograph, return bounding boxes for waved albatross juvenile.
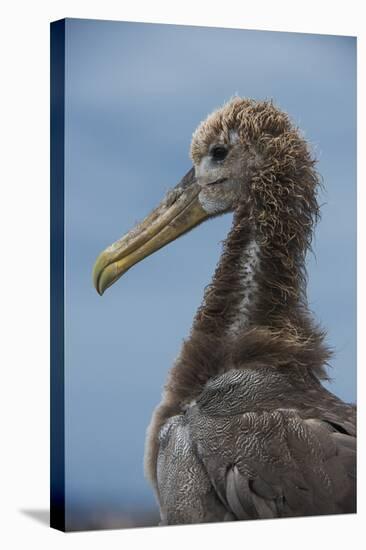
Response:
[93,98,356,524]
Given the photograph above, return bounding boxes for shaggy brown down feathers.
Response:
[143,98,356,522]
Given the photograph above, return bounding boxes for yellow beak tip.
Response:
[93,253,107,295]
[93,272,105,296]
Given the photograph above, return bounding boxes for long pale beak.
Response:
[93,168,209,295]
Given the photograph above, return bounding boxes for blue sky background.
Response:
[63,18,356,529]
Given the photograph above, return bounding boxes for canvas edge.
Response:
[50,17,66,532]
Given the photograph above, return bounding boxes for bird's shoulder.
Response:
[188,367,355,427]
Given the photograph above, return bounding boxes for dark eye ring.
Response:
[211,145,228,162]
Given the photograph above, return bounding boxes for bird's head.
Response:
[93,97,319,295]
[189,97,268,215]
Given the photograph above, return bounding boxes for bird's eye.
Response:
[210,145,228,162]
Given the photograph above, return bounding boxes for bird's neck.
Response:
[164,202,329,406]
[192,203,310,337]
[163,146,331,408]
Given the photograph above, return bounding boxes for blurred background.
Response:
[63,19,356,530]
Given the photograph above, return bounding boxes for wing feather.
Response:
[155,370,356,524]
